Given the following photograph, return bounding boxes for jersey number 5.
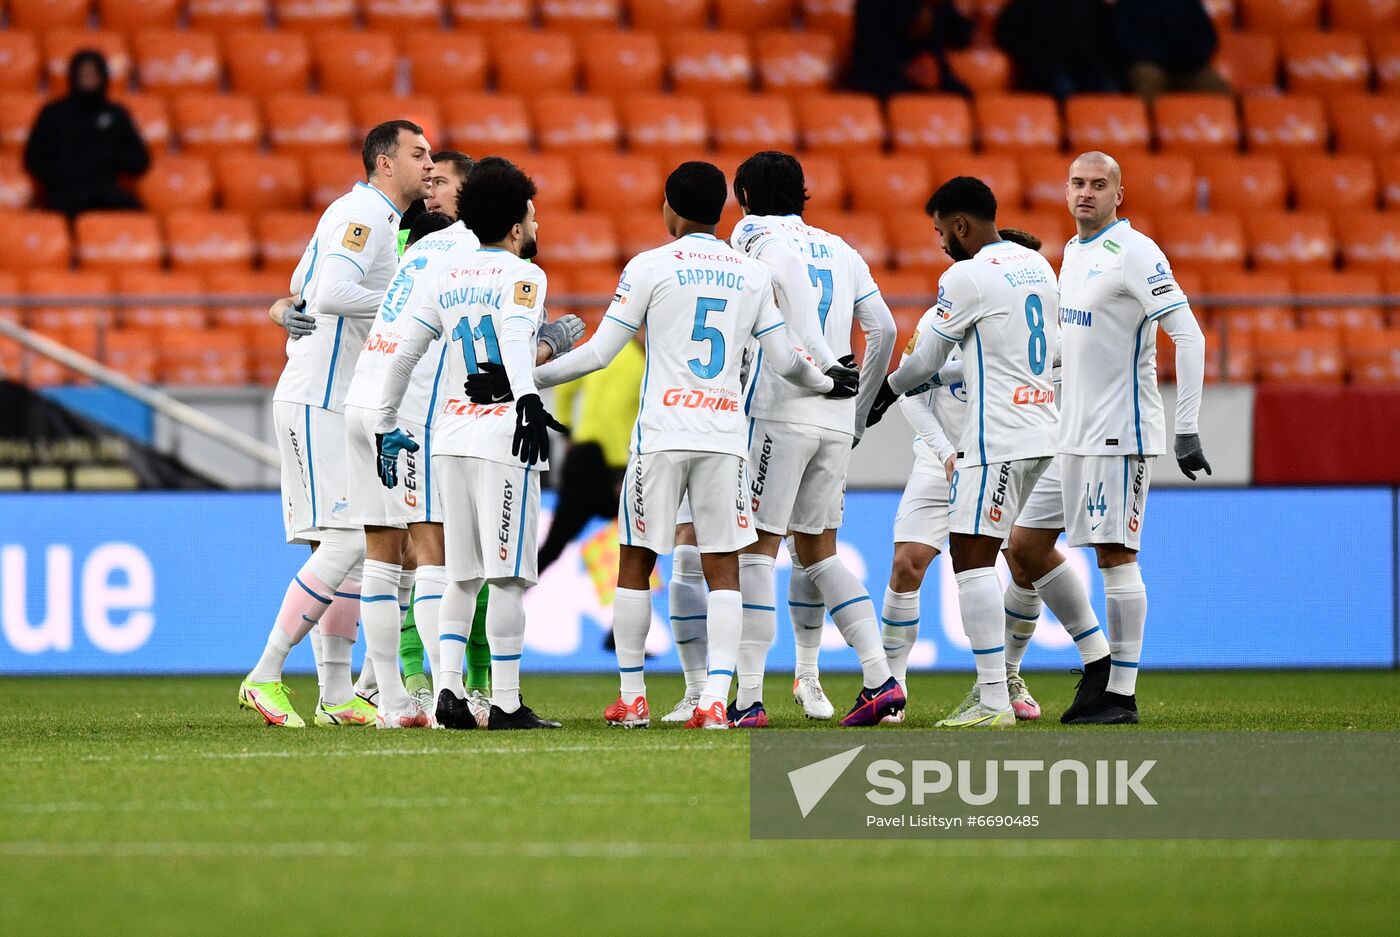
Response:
[1025,294,1047,375]
[689,297,727,380]
[451,315,502,374]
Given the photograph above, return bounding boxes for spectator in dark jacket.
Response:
[1114,0,1230,101]
[24,50,149,217]
[996,0,1119,98]
[849,0,976,98]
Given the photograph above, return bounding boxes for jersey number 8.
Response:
[1025,295,1047,376]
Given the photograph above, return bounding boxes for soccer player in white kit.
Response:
[375,157,566,731]
[239,120,433,728]
[728,151,902,728]
[1014,151,1209,725]
[868,177,1060,728]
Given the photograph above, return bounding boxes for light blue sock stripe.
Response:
[788,601,823,608]
[333,590,359,600]
[1004,607,1038,622]
[881,617,918,627]
[707,668,735,677]
[742,604,776,612]
[675,637,702,645]
[492,654,522,661]
[1110,659,1140,669]
[972,645,1005,655]
[1072,626,1102,642]
[670,614,707,621]
[440,633,468,645]
[414,593,444,604]
[294,576,332,605]
[618,665,645,673]
[360,594,398,603]
[830,595,872,615]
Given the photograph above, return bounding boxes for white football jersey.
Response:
[403,248,548,468]
[605,232,783,458]
[343,222,480,425]
[903,313,968,475]
[924,240,1059,467]
[1058,219,1189,457]
[730,213,879,435]
[275,182,403,412]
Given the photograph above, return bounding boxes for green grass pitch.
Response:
[3,671,1398,936]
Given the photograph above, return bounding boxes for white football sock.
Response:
[1002,582,1040,675]
[699,590,742,709]
[354,656,377,697]
[359,559,409,710]
[1034,561,1111,665]
[880,586,920,690]
[438,578,483,700]
[737,554,777,709]
[487,581,526,713]
[249,528,364,684]
[668,546,708,696]
[956,567,1009,710]
[413,564,447,681]
[317,573,361,706]
[807,554,892,689]
[308,626,325,693]
[612,587,652,699]
[1102,563,1147,696]
[788,551,826,679]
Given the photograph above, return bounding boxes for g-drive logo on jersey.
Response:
[661,387,740,412]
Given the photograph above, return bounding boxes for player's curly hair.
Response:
[362,119,424,177]
[458,156,538,244]
[734,151,809,218]
[925,176,998,222]
[406,211,454,249]
[998,227,1041,251]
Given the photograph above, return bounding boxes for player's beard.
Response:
[519,231,538,260]
[945,233,972,263]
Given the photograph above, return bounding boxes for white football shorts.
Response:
[892,462,951,548]
[434,453,541,584]
[1015,455,1067,530]
[619,450,754,555]
[344,405,428,529]
[948,456,1052,539]
[1061,454,1154,551]
[274,401,354,544]
[747,419,850,535]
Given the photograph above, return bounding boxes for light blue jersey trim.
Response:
[854,288,879,305]
[1074,217,1127,245]
[356,181,402,218]
[1146,300,1188,321]
[321,318,345,409]
[752,321,783,338]
[513,464,531,578]
[422,345,447,522]
[304,406,318,526]
[972,463,988,536]
[411,316,442,338]
[929,324,960,343]
[743,348,763,415]
[604,314,638,332]
[635,328,651,454]
[972,324,987,465]
[1131,321,1146,455]
[325,252,366,276]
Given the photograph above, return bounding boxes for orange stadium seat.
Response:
[576,153,662,212]
[928,153,1022,208]
[754,31,836,94]
[811,211,889,268]
[581,31,664,98]
[975,94,1060,152]
[316,32,398,96]
[165,210,256,271]
[1205,270,1296,332]
[796,92,883,153]
[1242,95,1328,154]
[1372,32,1400,91]
[1200,154,1286,211]
[1239,0,1322,32]
[1064,94,1150,153]
[668,32,754,94]
[304,150,365,211]
[533,94,621,152]
[103,327,161,384]
[404,32,487,95]
[1336,211,1400,269]
[801,0,856,44]
[887,94,973,152]
[621,94,707,152]
[1019,154,1071,210]
[887,210,951,274]
[1328,93,1400,156]
[1153,93,1240,152]
[137,154,216,213]
[352,95,442,141]
[1289,154,1377,211]
[74,212,163,272]
[844,155,931,214]
[493,30,578,95]
[255,211,319,269]
[0,33,41,93]
[44,31,131,93]
[711,93,797,151]
[1380,154,1400,208]
[1,212,70,272]
[172,93,262,156]
[1213,31,1280,95]
[244,324,288,385]
[1153,211,1246,274]
[9,0,89,30]
[0,154,34,209]
[224,31,311,96]
[364,0,448,35]
[158,328,251,385]
[511,152,576,209]
[215,153,306,214]
[1204,325,1258,383]
[628,0,710,30]
[450,0,533,33]
[716,0,797,29]
[0,271,20,324]
[1292,269,1385,329]
[133,31,221,92]
[265,94,354,154]
[0,93,44,150]
[188,0,271,31]
[277,0,358,32]
[26,324,101,385]
[116,270,208,330]
[440,93,531,153]
[1247,211,1335,269]
[23,271,115,329]
[207,269,290,328]
[799,153,844,210]
[1343,327,1400,383]
[540,0,623,31]
[1332,0,1400,29]
[115,93,172,151]
[1254,327,1343,382]
[1282,31,1370,93]
[608,207,667,257]
[945,48,1011,93]
[542,212,619,272]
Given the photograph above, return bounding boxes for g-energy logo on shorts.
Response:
[661,388,740,411]
[1128,459,1146,533]
[987,462,1012,523]
[498,479,514,560]
[631,457,646,534]
[751,434,774,512]
[403,449,418,508]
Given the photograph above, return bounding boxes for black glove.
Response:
[1174,433,1212,481]
[465,361,513,404]
[823,363,859,399]
[865,377,899,427]
[512,393,567,466]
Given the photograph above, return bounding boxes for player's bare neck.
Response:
[1077,214,1119,243]
[368,177,410,214]
[963,221,1003,257]
[481,238,519,256]
[674,221,717,239]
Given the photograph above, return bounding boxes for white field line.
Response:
[2,792,703,815]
